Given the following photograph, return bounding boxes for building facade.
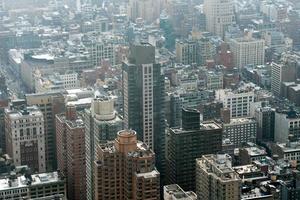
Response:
[122,43,165,182]
[55,105,86,200]
[0,172,66,200]
[203,0,236,38]
[85,97,123,200]
[5,106,46,172]
[94,130,160,200]
[196,154,241,200]
[165,108,223,191]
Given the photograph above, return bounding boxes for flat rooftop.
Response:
[0,172,63,191]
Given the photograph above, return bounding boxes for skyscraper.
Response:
[55,105,86,200]
[94,129,160,200]
[85,97,123,200]
[26,91,65,171]
[203,0,236,38]
[122,43,165,181]
[5,106,46,172]
[165,108,223,191]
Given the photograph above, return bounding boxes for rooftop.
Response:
[0,172,63,191]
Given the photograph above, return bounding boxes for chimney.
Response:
[66,105,77,120]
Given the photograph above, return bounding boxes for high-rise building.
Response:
[0,171,67,200]
[122,43,165,181]
[255,106,275,142]
[228,35,265,68]
[5,106,46,172]
[85,97,123,200]
[55,105,86,200]
[271,61,297,96]
[94,129,160,200]
[196,154,241,200]
[26,91,65,171]
[203,0,236,38]
[165,108,223,191]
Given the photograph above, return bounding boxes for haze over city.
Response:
[0,0,300,199]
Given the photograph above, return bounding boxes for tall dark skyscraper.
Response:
[165,108,223,191]
[122,43,166,181]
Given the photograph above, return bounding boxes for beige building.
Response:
[229,35,265,68]
[203,0,236,38]
[128,0,162,23]
[196,154,241,200]
[26,91,65,171]
[94,130,160,200]
[5,106,46,172]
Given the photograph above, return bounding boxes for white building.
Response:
[34,72,79,93]
[271,62,297,96]
[229,35,265,69]
[216,89,255,118]
[0,171,66,200]
[223,118,257,147]
[128,0,162,24]
[274,111,300,143]
[5,106,46,172]
[203,0,236,38]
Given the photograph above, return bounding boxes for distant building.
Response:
[203,0,236,38]
[5,106,46,172]
[223,118,257,147]
[175,40,198,65]
[196,154,241,200]
[206,71,223,90]
[94,130,160,200]
[34,72,79,93]
[216,88,255,118]
[0,171,66,200]
[229,35,265,68]
[198,101,223,121]
[271,61,297,96]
